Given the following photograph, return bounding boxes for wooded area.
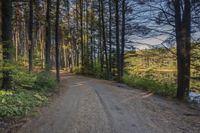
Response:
[0,0,200,103]
[1,0,200,132]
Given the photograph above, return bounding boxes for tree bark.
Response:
[174,0,191,99]
[1,0,13,90]
[120,0,126,79]
[45,0,52,71]
[115,0,120,82]
[55,0,60,82]
[100,0,109,79]
[29,0,34,72]
[108,0,112,79]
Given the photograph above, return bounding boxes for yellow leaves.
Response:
[0,90,13,96]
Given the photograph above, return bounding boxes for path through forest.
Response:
[17,74,200,133]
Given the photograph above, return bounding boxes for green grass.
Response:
[123,74,177,97]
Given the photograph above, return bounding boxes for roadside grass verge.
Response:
[123,74,177,97]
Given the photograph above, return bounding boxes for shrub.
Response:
[0,89,47,118]
[72,66,81,74]
[33,71,57,92]
[92,63,105,79]
[0,66,57,118]
[123,74,177,97]
[12,67,37,89]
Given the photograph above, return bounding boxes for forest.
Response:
[0,0,200,132]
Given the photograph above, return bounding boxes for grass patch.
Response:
[123,74,177,97]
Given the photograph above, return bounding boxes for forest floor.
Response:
[7,74,200,133]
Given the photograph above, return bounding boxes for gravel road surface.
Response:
[16,75,200,133]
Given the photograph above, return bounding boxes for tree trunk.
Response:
[1,0,13,90]
[29,0,34,72]
[109,0,112,79]
[120,0,126,79]
[45,0,51,71]
[55,0,60,82]
[174,0,191,99]
[115,0,120,82]
[100,0,109,79]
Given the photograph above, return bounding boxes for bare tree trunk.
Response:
[108,0,112,79]
[1,0,13,90]
[174,0,191,99]
[45,0,51,71]
[115,0,120,82]
[120,0,126,79]
[80,0,84,73]
[100,0,109,79]
[55,0,60,82]
[29,0,34,72]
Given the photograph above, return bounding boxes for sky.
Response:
[126,0,200,50]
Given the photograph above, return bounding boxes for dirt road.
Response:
[17,75,200,133]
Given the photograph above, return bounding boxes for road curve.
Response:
[16,74,200,133]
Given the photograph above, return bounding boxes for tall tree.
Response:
[45,0,52,70]
[120,0,126,78]
[80,0,84,73]
[100,0,109,79]
[108,0,112,79]
[29,0,34,72]
[115,0,121,82]
[174,0,191,99]
[55,0,60,82]
[1,0,13,90]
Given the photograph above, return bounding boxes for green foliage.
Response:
[72,66,81,74]
[33,72,57,92]
[92,63,105,79]
[0,89,47,118]
[0,65,57,118]
[123,74,177,97]
[125,46,200,93]
[72,63,106,79]
[12,67,37,89]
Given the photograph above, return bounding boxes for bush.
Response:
[12,67,37,89]
[123,74,177,97]
[33,71,57,92]
[92,63,105,79]
[0,89,47,118]
[0,64,57,118]
[72,66,81,74]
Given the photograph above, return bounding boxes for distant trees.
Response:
[131,0,193,99]
[64,0,128,81]
[0,0,197,100]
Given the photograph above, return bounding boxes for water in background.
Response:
[189,91,200,105]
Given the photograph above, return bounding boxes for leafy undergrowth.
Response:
[0,66,57,119]
[123,74,177,97]
[0,89,48,118]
